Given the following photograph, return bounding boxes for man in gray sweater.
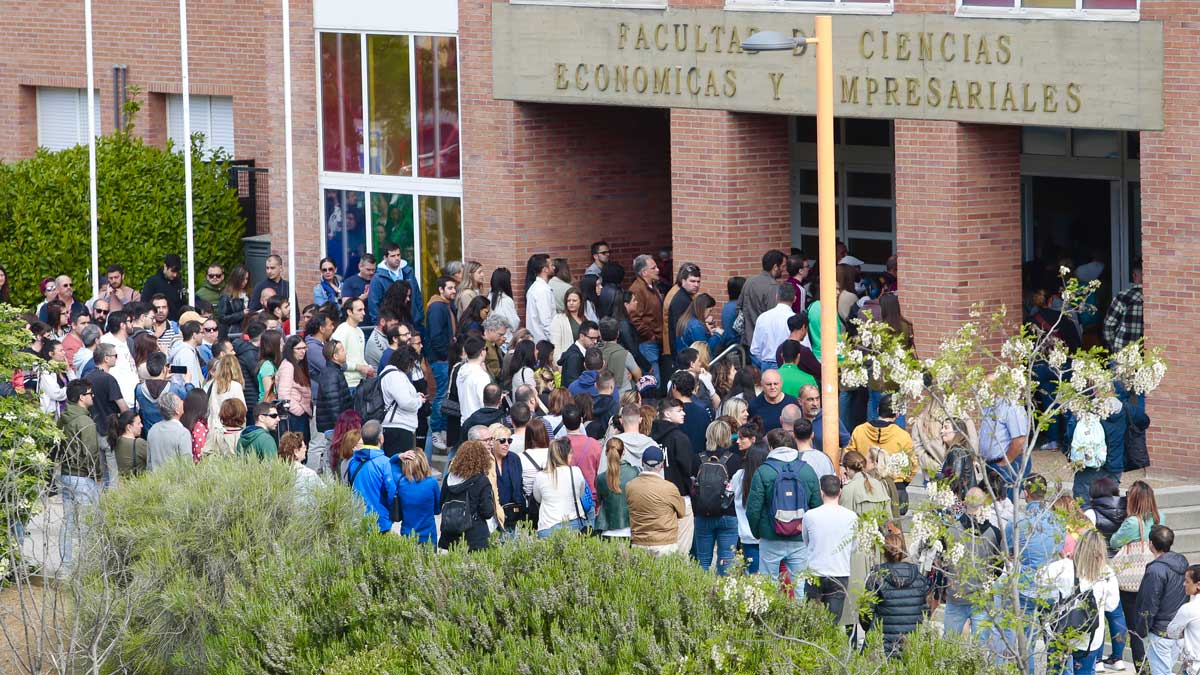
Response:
[737,250,786,349]
[147,390,193,470]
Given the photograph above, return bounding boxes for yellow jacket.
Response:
[847,421,917,483]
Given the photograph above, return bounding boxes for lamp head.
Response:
[740,31,805,54]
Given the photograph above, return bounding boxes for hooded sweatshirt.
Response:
[348,446,397,533]
[236,425,278,459]
[615,432,654,469]
[650,420,694,497]
[745,447,822,542]
[567,369,599,397]
[847,420,917,483]
[1135,551,1190,636]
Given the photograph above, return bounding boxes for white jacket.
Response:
[549,313,575,363]
[532,465,587,531]
[525,278,555,344]
[1168,595,1200,674]
[380,365,421,431]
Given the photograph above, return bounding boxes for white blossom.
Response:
[945,542,966,566]
[928,482,958,510]
[720,577,770,617]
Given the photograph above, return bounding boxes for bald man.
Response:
[39,275,88,323]
[747,369,797,432]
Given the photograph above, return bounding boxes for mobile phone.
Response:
[169,365,188,375]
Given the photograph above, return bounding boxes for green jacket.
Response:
[746,448,822,542]
[236,425,278,460]
[58,403,103,479]
[595,462,639,532]
[196,281,223,306]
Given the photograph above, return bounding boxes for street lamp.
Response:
[742,18,840,469]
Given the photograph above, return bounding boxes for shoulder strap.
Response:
[569,466,584,522]
[522,450,543,471]
[348,457,370,486]
[553,420,565,435]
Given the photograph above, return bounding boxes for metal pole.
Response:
[180,0,196,306]
[84,0,99,299]
[281,0,298,331]
[815,15,840,469]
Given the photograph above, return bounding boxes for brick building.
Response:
[1,0,1196,475]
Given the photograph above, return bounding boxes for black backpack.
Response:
[1051,573,1099,638]
[522,451,544,526]
[354,366,398,423]
[440,476,474,537]
[692,451,734,516]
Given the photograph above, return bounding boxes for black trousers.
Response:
[805,575,850,622]
[382,427,416,457]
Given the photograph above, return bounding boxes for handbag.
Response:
[440,363,462,419]
[1112,520,1155,592]
[569,468,593,527]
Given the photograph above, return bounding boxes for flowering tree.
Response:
[839,272,1167,674]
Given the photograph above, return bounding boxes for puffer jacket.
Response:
[1134,551,1189,637]
[865,561,930,653]
[1090,494,1126,551]
[315,361,352,432]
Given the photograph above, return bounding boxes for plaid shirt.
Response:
[1103,284,1143,350]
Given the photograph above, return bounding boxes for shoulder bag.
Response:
[1112,519,1155,592]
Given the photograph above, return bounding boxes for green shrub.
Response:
[0,106,244,307]
[75,458,1011,675]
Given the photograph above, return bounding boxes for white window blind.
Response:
[166,95,235,157]
[36,87,101,151]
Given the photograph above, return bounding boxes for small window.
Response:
[958,0,1137,19]
[166,95,235,157]
[36,87,100,152]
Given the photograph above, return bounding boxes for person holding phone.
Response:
[169,320,204,389]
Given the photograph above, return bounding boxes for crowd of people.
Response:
[25,239,1187,673]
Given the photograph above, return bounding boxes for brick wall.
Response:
[0,0,319,301]
[460,0,671,315]
[1136,0,1200,476]
[670,109,791,292]
[894,121,1022,356]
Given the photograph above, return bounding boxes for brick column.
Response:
[461,0,671,313]
[669,109,791,288]
[894,120,1022,355]
[1138,0,1200,476]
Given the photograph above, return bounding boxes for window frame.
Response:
[35,87,101,152]
[510,0,666,8]
[955,0,1139,22]
[165,94,236,157]
[725,0,893,15]
[315,28,464,289]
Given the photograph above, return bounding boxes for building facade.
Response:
[1,0,1196,475]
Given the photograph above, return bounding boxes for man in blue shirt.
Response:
[979,397,1030,500]
[340,254,376,312]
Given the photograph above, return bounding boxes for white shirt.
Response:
[379,365,421,431]
[730,469,758,545]
[491,293,520,337]
[750,303,795,363]
[168,341,203,390]
[100,333,138,403]
[800,448,836,479]
[532,465,587,531]
[72,346,93,376]
[525,277,556,343]
[518,446,548,497]
[802,503,858,577]
[1169,595,1200,673]
[456,360,492,422]
[331,322,367,388]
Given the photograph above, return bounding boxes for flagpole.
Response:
[180,0,196,305]
[281,0,298,330]
[84,0,99,299]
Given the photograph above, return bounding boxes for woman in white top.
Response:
[205,353,245,428]
[549,287,590,362]
[1065,529,1120,675]
[37,339,70,417]
[731,434,768,575]
[518,421,551,501]
[380,345,425,457]
[488,268,520,342]
[532,438,588,538]
[501,340,537,395]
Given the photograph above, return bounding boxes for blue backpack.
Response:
[766,459,809,537]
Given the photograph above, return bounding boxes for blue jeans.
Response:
[1105,598,1127,661]
[943,601,989,640]
[751,356,778,373]
[741,542,760,575]
[1146,633,1179,675]
[59,474,99,565]
[867,389,907,429]
[993,594,1041,674]
[637,342,660,382]
[758,539,808,594]
[839,389,858,434]
[537,519,585,539]
[987,457,1032,503]
[1072,468,1105,508]
[1072,647,1102,675]
[429,361,449,433]
[694,515,739,575]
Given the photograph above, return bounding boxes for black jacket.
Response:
[589,394,620,439]
[650,419,694,498]
[439,473,495,552]
[460,407,508,436]
[315,362,352,432]
[232,337,260,405]
[1134,551,1189,637]
[618,319,652,372]
[216,294,247,339]
[558,344,585,390]
[1090,495,1126,550]
[865,561,929,653]
[141,271,184,321]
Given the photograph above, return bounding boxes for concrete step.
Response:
[1171,528,1200,560]
[1146,485,1200,510]
[1162,506,1200,533]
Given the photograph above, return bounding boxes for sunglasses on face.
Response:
[208,273,223,279]
[265,413,280,419]
[497,438,513,444]
[203,326,218,332]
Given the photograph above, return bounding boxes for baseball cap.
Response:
[642,445,665,469]
[637,375,658,396]
[839,255,865,267]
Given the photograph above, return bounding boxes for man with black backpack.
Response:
[746,428,822,589]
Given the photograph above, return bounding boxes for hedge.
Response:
[0,116,244,307]
[68,457,1013,675]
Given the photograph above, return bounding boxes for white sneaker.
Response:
[1103,658,1126,671]
[1096,661,1106,672]
[432,431,447,450]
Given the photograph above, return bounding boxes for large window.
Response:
[791,118,896,272]
[36,87,101,152]
[318,30,462,288]
[166,95,235,157]
[958,0,1137,19]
